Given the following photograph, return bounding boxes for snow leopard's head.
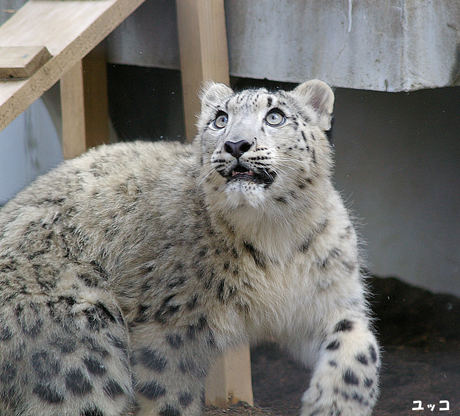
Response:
[196,80,335,211]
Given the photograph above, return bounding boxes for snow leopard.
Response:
[0,80,379,416]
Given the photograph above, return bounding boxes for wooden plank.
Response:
[176,0,254,408]
[81,42,109,150]
[176,0,230,141]
[0,0,146,132]
[61,43,109,159]
[61,60,86,159]
[205,346,254,408]
[0,46,52,79]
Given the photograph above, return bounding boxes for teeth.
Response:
[232,170,254,177]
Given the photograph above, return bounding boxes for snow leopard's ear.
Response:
[290,80,334,131]
[200,82,233,110]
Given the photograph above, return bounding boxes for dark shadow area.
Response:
[107,64,185,142]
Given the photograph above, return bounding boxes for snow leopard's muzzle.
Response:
[215,139,276,187]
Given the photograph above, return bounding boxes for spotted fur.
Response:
[0,80,379,415]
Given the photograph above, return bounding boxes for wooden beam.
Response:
[205,346,254,408]
[61,60,86,160]
[81,43,109,150]
[176,0,230,141]
[176,0,254,408]
[0,0,146,133]
[0,46,51,79]
[61,43,109,160]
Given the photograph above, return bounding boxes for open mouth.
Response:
[227,163,275,186]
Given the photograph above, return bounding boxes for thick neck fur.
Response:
[203,174,333,264]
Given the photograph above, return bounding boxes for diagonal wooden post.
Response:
[0,0,146,134]
[176,0,254,408]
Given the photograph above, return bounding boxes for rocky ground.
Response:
[204,275,460,416]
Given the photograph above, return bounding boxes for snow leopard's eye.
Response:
[265,109,285,126]
[213,111,228,129]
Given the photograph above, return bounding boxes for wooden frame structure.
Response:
[0,0,146,157]
[0,0,253,407]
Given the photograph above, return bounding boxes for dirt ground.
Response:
[204,276,460,416]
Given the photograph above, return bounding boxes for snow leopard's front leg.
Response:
[300,314,380,416]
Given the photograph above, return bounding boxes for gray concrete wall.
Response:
[0,97,62,205]
[106,0,460,92]
[225,0,460,91]
[332,87,460,296]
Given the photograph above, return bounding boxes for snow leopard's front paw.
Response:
[301,380,376,416]
[300,319,379,416]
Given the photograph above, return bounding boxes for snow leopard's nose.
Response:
[224,140,252,159]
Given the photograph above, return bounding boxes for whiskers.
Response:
[261,168,276,183]
[197,164,218,187]
[272,157,305,174]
